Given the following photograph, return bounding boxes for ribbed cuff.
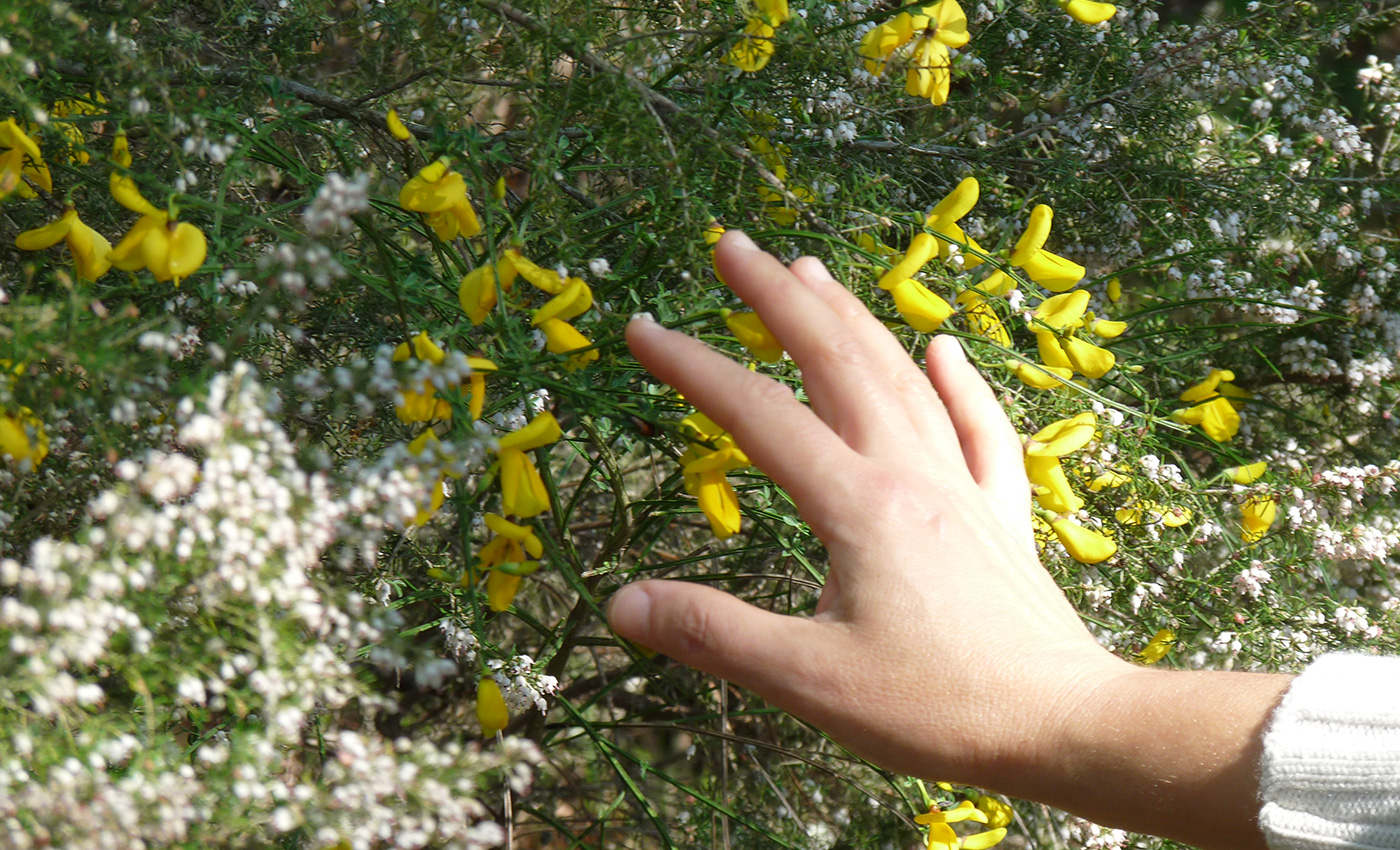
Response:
[1260,653,1400,850]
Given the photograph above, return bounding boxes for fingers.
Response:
[713,231,921,454]
[626,316,854,517]
[924,335,1035,547]
[787,256,965,453]
[608,579,849,718]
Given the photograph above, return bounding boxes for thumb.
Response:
[608,579,844,714]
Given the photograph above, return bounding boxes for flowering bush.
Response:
[2,0,1399,847]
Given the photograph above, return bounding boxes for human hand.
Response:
[608,229,1128,787]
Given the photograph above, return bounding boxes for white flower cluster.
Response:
[486,654,561,715]
[303,171,371,237]
[0,364,534,849]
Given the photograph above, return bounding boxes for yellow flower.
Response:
[974,796,1013,830]
[1010,205,1085,292]
[1171,396,1240,442]
[386,108,412,141]
[399,158,481,241]
[1051,518,1117,564]
[1241,494,1276,543]
[1088,467,1131,491]
[725,18,777,72]
[406,429,452,527]
[1116,499,1192,528]
[533,278,594,326]
[1136,629,1176,665]
[1107,276,1122,302]
[755,0,791,25]
[926,178,985,266]
[956,289,1009,346]
[915,801,1007,850]
[704,220,726,245]
[0,407,48,471]
[724,310,784,362]
[505,248,569,295]
[1032,290,1090,332]
[538,318,600,371]
[1226,461,1268,485]
[1026,411,1097,457]
[1005,360,1073,390]
[459,256,520,325]
[477,678,509,736]
[679,412,751,539]
[393,332,453,423]
[15,208,112,281]
[0,118,51,199]
[475,513,544,611]
[496,412,563,518]
[1025,455,1084,513]
[879,232,939,291]
[1061,0,1117,25]
[907,37,953,104]
[884,278,955,332]
[1085,312,1127,338]
[108,134,208,285]
[465,357,497,421]
[859,17,911,75]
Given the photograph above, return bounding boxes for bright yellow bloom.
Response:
[533,278,594,326]
[1226,461,1268,485]
[916,800,1006,850]
[108,134,207,285]
[459,256,520,325]
[725,18,777,72]
[393,332,454,422]
[879,232,939,290]
[956,289,1009,346]
[15,208,112,282]
[465,357,497,421]
[860,0,968,105]
[1116,499,1192,528]
[724,310,784,362]
[1010,205,1085,292]
[1051,518,1117,564]
[538,318,600,371]
[907,37,953,104]
[49,94,106,166]
[0,407,48,470]
[1136,629,1176,665]
[1025,455,1084,513]
[406,429,454,526]
[704,220,726,245]
[1088,467,1131,491]
[1060,335,1116,379]
[386,108,412,141]
[974,796,1013,831]
[679,412,750,539]
[1085,312,1127,338]
[1241,494,1277,543]
[978,270,1017,296]
[756,0,791,25]
[0,118,51,199]
[1107,276,1122,302]
[1026,411,1097,457]
[1032,290,1090,332]
[506,248,570,295]
[497,412,563,518]
[1006,360,1073,390]
[477,678,509,736]
[1172,395,1240,442]
[1061,0,1117,25]
[476,513,544,611]
[885,278,955,332]
[399,158,481,241]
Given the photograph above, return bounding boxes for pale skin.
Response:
[608,230,1295,850]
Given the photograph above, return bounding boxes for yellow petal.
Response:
[399,161,467,213]
[724,18,776,72]
[976,797,1014,830]
[695,468,742,539]
[142,220,207,284]
[926,177,979,226]
[65,214,113,281]
[451,199,482,238]
[1107,276,1122,302]
[1036,331,1073,370]
[498,411,563,452]
[476,678,509,736]
[1063,335,1115,379]
[1006,360,1073,390]
[704,220,726,245]
[538,318,599,371]
[484,513,544,558]
[1226,461,1268,485]
[507,250,567,295]
[879,232,939,290]
[1136,629,1175,665]
[499,448,550,518]
[1025,455,1084,513]
[961,828,1009,850]
[1027,411,1097,457]
[1241,494,1277,541]
[858,21,909,74]
[1033,290,1090,332]
[1051,519,1117,564]
[0,118,42,161]
[956,289,1010,346]
[1065,0,1117,24]
[15,210,75,251]
[756,0,791,25]
[533,279,594,326]
[725,310,784,362]
[1171,396,1240,442]
[1011,204,1053,264]
[110,214,165,270]
[1018,249,1086,292]
[1180,369,1234,403]
[906,38,952,104]
[386,108,412,140]
[978,270,1016,296]
[459,265,501,325]
[890,279,955,332]
[487,569,524,612]
[1089,468,1131,491]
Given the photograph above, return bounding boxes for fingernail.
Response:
[942,335,968,362]
[629,311,656,324]
[606,584,652,636]
[725,229,758,251]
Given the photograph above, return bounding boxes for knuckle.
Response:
[746,376,797,409]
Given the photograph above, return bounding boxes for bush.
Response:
[2,0,1399,847]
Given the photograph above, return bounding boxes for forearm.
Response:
[995,665,1293,850]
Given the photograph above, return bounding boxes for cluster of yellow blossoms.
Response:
[916,796,1011,850]
[8,123,208,285]
[860,0,969,106]
[0,361,48,472]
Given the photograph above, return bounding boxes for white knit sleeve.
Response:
[1259,653,1400,850]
